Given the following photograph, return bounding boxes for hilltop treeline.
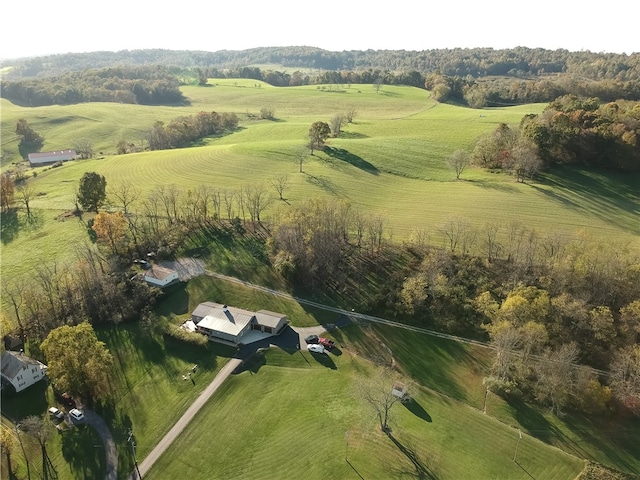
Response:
[5,46,640,81]
[1,66,187,106]
[4,47,640,106]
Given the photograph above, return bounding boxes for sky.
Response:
[1,0,638,61]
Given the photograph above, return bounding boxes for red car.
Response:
[318,337,336,349]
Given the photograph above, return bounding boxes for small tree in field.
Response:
[308,121,331,153]
[78,171,107,212]
[446,150,471,179]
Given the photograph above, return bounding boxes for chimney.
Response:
[222,305,234,323]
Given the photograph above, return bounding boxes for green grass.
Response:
[144,348,584,480]
[334,323,640,475]
[2,83,637,283]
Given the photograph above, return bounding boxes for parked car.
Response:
[305,335,319,344]
[48,407,64,420]
[319,337,336,349]
[307,344,325,354]
[69,408,85,422]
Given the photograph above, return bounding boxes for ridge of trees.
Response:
[3,47,640,106]
[2,65,187,106]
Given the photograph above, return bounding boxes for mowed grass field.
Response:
[2,81,638,280]
[144,347,585,480]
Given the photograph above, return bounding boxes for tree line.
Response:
[1,66,187,106]
[119,110,239,153]
[7,47,640,83]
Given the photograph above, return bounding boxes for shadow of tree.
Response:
[0,209,19,244]
[387,432,438,479]
[324,147,379,175]
[60,424,106,479]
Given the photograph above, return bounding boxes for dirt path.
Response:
[134,357,243,478]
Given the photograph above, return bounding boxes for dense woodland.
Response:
[3,47,640,107]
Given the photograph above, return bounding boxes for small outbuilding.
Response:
[144,265,179,288]
[0,351,47,393]
[28,149,77,167]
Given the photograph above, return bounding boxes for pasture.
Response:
[143,346,585,480]
[1,81,638,282]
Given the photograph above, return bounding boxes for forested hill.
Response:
[4,46,640,82]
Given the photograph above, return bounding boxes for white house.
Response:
[144,265,179,288]
[0,351,47,393]
[192,302,288,345]
[27,149,77,167]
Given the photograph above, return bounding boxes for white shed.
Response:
[144,265,179,288]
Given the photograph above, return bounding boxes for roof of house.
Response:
[255,310,287,328]
[0,351,46,380]
[144,265,177,281]
[196,303,256,337]
[191,301,220,319]
[27,150,76,160]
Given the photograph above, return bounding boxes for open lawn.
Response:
[333,323,640,475]
[144,347,585,480]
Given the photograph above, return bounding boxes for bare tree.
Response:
[245,184,272,225]
[270,175,290,200]
[329,114,346,137]
[513,141,542,183]
[483,221,502,263]
[534,343,579,415]
[157,184,181,223]
[109,181,140,216]
[72,137,94,159]
[16,182,35,220]
[295,148,308,172]
[356,368,407,433]
[439,215,475,254]
[446,149,471,180]
[345,107,357,124]
[222,189,236,221]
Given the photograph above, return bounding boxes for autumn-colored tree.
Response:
[40,322,114,402]
[92,211,128,254]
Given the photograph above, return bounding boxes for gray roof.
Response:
[195,303,256,337]
[255,310,287,328]
[1,351,46,380]
[191,301,220,319]
[145,265,177,281]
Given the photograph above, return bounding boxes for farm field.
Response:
[144,346,585,480]
[1,81,638,283]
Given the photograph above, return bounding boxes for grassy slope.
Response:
[144,348,584,480]
[335,323,640,475]
[2,82,637,283]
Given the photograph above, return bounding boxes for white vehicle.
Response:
[48,407,64,420]
[307,344,325,354]
[69,408,85,422]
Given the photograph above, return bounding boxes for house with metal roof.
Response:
[191,302,288,345]
[0,351,47,393]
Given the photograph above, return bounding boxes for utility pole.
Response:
[513,429,522,463]
[128,428,142,479]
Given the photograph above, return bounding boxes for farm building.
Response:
[27,149,77,166]
[144,265,179,288]
[191,302,288,345]
[0,350,47,393]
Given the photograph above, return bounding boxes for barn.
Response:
[28,149,77,167]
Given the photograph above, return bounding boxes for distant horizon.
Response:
[1,0,638,61]
[2,43,638,63]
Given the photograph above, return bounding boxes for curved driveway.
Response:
[84,408,118,480]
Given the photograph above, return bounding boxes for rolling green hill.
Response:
[1,81,638,282]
